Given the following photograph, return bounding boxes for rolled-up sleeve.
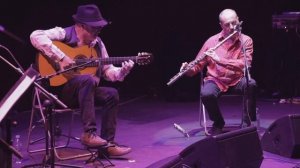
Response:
[30,27,66,62]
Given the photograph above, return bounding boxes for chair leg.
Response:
[51,109,91,161]
[199,94,253,136]
[24,98,84,168]
[26,88,47,153]
[241,95,252,128]
[255,107,261,130]
[199,102,210,136]
[26,88,58,154]
[198,73,211,136]
[27,88,91,160]
[58,110,80,146]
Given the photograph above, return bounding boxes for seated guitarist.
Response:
[30,4,134,156]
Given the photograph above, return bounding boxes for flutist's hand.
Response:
[204,48,220,62]
[180,62,189,72]
[180,62,195,76]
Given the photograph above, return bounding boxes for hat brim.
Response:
[73,15,108,27]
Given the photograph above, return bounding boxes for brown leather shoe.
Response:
[107,142,132,156]
[81,132,107,147]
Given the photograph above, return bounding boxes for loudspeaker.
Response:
[261,114,300,158]
[147,126,263,168]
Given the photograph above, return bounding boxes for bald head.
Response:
[219,9,238,23]
[218,9,239,36]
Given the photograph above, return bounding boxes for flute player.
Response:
[180,9,257,135]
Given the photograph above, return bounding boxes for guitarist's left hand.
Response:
[121,60,134,75]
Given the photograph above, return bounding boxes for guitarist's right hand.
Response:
[59,56,75,70]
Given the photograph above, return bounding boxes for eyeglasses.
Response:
[82,24,103,35]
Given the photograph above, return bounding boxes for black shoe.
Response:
[208,126,223,136]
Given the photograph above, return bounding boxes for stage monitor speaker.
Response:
[146,155,182,168]
[261,114,300,158]
[147,126,263,168]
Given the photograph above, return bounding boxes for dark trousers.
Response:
[200,77,257,128]
[60,75,119,142]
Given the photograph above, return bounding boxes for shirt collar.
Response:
[89,38,99,47]
[218,31,227,41]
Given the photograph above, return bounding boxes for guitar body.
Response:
[37,41,152,86]
[37,41,98,86]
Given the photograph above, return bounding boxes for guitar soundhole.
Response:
[75,54,88,60]
[75,54,88,65]
[74,54,96,68]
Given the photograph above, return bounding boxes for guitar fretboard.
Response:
[75,56,138,67]
[100,56,137,64]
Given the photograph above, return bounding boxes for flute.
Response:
[167,22,242,86]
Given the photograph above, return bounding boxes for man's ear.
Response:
[219,22,223,29]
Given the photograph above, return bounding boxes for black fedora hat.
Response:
[72,4,108,27]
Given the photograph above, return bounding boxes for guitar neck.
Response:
[100,56,137,65]
[74,56,137,67]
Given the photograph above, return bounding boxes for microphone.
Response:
[234,21,243,31]
[173,123,190,138]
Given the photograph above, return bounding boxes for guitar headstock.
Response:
[136,52,153,65]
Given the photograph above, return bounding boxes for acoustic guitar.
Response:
[37,41,152,86]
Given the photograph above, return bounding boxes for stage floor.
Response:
[10,95,300,168]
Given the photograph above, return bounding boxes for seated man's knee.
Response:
[201,90,217,100]
[81,75,98,87]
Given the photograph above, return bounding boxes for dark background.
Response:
[1,0,300,112]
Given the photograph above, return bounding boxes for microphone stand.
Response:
[239,28,252,127]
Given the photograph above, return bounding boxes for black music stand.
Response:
[0,67,37,164]
[0,50,81,167]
